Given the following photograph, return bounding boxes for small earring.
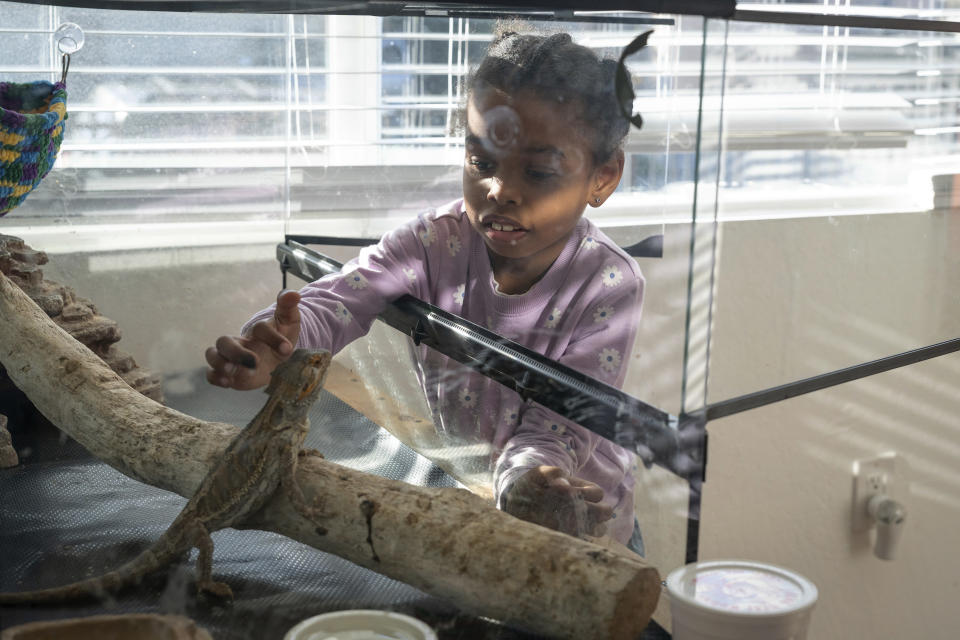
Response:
[594,197,602,204]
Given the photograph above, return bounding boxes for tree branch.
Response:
[0,272,660,640]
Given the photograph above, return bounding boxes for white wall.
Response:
[697,209,960,640]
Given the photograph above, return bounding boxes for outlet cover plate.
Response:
[852,453,900,532]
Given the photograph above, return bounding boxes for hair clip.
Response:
[615,30,653,131]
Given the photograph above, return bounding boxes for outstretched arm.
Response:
[204,210,440,390]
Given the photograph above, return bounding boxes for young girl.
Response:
[206,27,645,552]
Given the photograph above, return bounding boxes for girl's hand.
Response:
[204,290,301,390]
[502,465,613,538]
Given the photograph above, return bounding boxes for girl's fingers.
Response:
[248,321,293,357]
[536,465,567,483]
[508,467,614,537]
[204,347,237,387]
[576,483,604,503]
[212,335,258,369]
[274,289,301,328]
[204,345,229,370]
[546,470,604,503]
[205,366,232,389]
[587,501,613,522]
[205,344,239,377]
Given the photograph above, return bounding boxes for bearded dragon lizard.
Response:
[0,348,331,604]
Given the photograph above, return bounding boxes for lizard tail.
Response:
[0,544,182,604]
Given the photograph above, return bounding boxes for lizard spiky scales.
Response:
[0,348,331,604]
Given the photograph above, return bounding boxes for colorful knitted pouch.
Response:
[0,81,67,216]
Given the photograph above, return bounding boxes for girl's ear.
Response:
[589,149,625,207]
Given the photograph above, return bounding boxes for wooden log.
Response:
[0,272,660,640]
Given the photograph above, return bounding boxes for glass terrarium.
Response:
[0,2,957,640]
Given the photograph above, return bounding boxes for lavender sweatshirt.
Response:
[244,198,645,543]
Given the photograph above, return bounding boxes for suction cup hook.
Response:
[55,22,84,84]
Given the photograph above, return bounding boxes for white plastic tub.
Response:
[665,560,818,640]
[283,610,437,640]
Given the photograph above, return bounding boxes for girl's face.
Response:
[462,88,622,288]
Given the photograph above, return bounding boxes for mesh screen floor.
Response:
[0,369,669,639]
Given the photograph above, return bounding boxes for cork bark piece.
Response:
[0,234,162,403]
[0,415,17,467]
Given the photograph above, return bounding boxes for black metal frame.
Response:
[279,237,960,565]
[703,339,960,422]
[9,0,727,20]
[12,0,960,33]
[278,240,690,473]
[732,8,960,34]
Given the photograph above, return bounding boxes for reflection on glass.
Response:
[702,17,960,401]
[240,25,652,552]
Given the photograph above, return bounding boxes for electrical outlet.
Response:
[851,453,900,533]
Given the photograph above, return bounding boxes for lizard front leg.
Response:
[282,443,327,523]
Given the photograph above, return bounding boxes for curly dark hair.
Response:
[465,26,630,166]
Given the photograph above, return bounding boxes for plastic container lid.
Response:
[666,560,818,618]
[283,610,437,640]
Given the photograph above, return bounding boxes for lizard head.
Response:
[265,349,332,416]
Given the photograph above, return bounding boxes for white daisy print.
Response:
[581,236,599,251]
[599,347,622,373]
[459,387,477,408]
[601,265,623,288]
[544,307,563,329]
[593,305,615,324]
[403,267,417,284]
[345,271,368,290]
[447,234,462,257]
[419,221,437,247]
[334,301,352,325]
[453,284,465,305]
